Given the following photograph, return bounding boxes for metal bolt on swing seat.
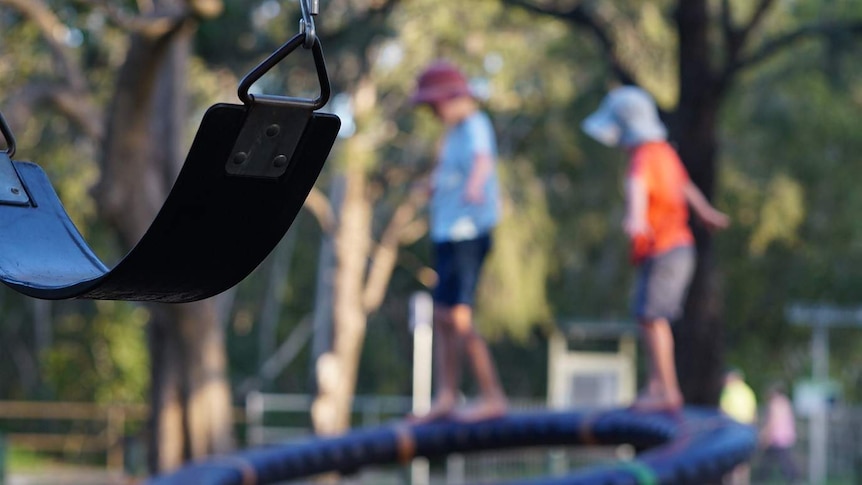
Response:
[232,152,248,165]
[273,155,288,168]
[266,124,281,137]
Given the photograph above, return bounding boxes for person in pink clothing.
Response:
[756,383,801,483]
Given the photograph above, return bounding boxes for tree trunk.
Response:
[311,167,372,435]
[257,230,299,373]
[95,3,233,472]
[148,303,233,470]
[148,307,185,472]
[308,65,428,436]
[310,179,343,388]
[672,0,726,406]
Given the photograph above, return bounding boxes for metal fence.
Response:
[246,395,862,484]
[1,397,861,483]
[244,392,413,446]
[244,394,624,484]
[773,406,862,485]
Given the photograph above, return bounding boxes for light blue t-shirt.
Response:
[429,111,500,242]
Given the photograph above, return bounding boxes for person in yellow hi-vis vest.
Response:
[720,369,757,484]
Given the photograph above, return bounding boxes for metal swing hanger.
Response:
[0,5,341,303]
[300,0,320,48]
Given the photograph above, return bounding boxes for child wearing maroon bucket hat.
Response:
[411,61,474,105]
[410,61,507,423]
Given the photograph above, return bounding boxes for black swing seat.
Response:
[0,102,340,302]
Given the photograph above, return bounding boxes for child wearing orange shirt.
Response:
[582,86,730,411]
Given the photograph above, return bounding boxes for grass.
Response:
[5,447,58,472]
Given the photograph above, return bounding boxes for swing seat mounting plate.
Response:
[225,104,312,179]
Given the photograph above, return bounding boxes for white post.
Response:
[411,291,434,415]
[410,291,433,485]
[446,454,466,484]
[246,391,265,447]
[809,325,829,485]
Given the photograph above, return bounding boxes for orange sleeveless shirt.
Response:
[627,141,694,263]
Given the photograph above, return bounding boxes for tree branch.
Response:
[0,0,89,91]
[235,316,314,395]
[503,0,637,85]
[720,0,734,49]
[5,83,104,140]
[323,0,400,45]
[738,0,775,46]
[718,0,777,89]
[721,0,775,72]
[361,185,428,313]
[73,0,204,38]
[303,186,336,234]
[0,0,202,142]
[733,19,862,73]
[0,0,109,141]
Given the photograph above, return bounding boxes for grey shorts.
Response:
[633,245,696,322]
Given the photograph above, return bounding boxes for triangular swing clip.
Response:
[229,31,331,179]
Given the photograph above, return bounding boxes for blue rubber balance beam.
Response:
[148,406,757,485]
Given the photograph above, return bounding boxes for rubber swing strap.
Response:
[0,32,340,302]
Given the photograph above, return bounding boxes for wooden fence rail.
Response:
[0,401,149,471]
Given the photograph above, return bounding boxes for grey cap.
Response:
[581,86,667,148]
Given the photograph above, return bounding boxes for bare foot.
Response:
[453,398,508,423]
[406,399,456,424]
[630,391,683,413]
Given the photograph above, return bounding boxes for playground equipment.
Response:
[147,407,756,484]
[2,3,758,483]
[0,1,339,303]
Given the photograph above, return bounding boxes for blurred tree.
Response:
[44,301,150,403]
[95,0,233,472]
[718,20,862,400]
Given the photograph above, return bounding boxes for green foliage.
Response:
[0,4,130,401]
[43,301,150,403]
[7,446,55,472]
[748,173,805,256]
[478,159,555,341]
[719,14,862,400]
[4,0,862,407]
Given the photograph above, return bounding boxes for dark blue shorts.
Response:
[433,234,492,307]
[634,245,695,322]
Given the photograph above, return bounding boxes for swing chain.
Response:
[299,0,319,49]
